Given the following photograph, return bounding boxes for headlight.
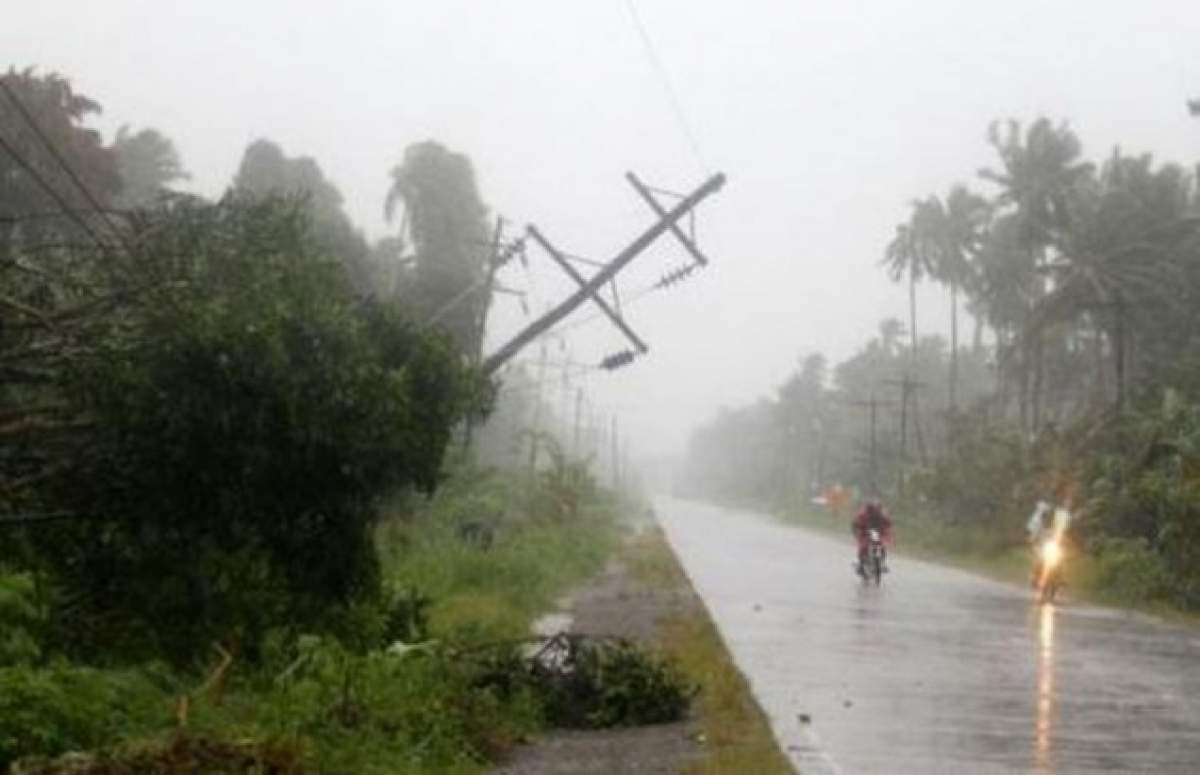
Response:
[1041,539,1062,567]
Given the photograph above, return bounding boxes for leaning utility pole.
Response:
[482,172,725,375]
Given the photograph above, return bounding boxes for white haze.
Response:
[6,0,1200,467]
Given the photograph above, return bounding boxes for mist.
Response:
[6,0,1200,467]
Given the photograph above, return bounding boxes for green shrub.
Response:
[540,638,696,729]
[18,196,485,663]
[250,635,538,773]
[0,664,168,769]
[1092,537,1172,604]
[13,734,309,775]
[0,574,45,667]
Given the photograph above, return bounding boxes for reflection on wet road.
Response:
[655,498,1200,773]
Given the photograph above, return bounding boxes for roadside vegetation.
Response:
[627,528,792,774]
[0,67,693,772]
[0,463,637,773]
[681,114,1200,614]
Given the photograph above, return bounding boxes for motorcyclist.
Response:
[852,500,894,575]
[1027,500,1071,587]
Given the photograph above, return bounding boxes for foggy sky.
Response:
[6,0,1200,463]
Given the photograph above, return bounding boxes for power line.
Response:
[0,130,110,250]
[548,282,660,336]
[0,207,131,224]
[622,0,708,173]
[0,79,130,250]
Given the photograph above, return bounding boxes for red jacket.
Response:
[853,507,894,550]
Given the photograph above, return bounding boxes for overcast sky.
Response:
[7,0,1200,464]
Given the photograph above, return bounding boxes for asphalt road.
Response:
[655,497,1200,774]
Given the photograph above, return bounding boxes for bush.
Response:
[0,665,168,770]
[918,412,1032,530]
[0,574,45,667]
[253,635,539,772]
[1092,537,1172,604]
[13,735,308,775]
[1085,391,1200,607]
[536,638,696,729]
[18,196,485,663]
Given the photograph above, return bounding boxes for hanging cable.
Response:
[622,0,709,173]
[0,80,130,251]
[0,131,110,250]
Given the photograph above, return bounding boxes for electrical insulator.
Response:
[654,262,700,290]
[599,350,637,371]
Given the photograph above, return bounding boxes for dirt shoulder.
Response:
[495,522,790,774]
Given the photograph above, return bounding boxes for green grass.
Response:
[1,471,628,773]
[380,513,620,645]
[627,529,792,775]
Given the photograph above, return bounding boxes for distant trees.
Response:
[683,112,1200,529]
[385,140,491,354]
[232,138,373,293]
[1,69,495,661]
[0,68,121,249]
[110,125,188,208]
[978,119,1094,429]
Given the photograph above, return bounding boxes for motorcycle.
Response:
[858,528,887,586]
[1035,535,1064,604]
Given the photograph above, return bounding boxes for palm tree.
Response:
[882,214,938,464]
[882,217,936,361]
[934,186,990,410]
[1031,150,1194,412]
[978,118,1093,431]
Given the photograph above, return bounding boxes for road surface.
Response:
[655,498,1200,773]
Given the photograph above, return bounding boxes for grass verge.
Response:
[2,467,628,773]
[626,527,792,774]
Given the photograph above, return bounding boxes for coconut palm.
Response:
[883,212,940,463]
[882,216,936,362]
[978,118,1093,431]
[1031,151,1196,411]
[935,186,990,409]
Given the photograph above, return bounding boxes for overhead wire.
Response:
[621,0,709,174]
[547,282,661,336]
[0,79,131,251]
[0,131,111,250]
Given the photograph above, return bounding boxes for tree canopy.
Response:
[386,140,491,354]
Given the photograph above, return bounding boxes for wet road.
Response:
[655,498,1200,774]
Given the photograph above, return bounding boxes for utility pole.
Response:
[459,215,517,457]
[573,388,584,458]
[611,415,620,490]
[559,362,572,445]
[595,410,606,475]
[848,394,895,497]
[883,376,927,494]
[483,172,725,375]
[623,436,632,492]
[528,340,548,474]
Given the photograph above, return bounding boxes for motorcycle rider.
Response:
[852,500,894,576]
[1027,499,1072,587]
